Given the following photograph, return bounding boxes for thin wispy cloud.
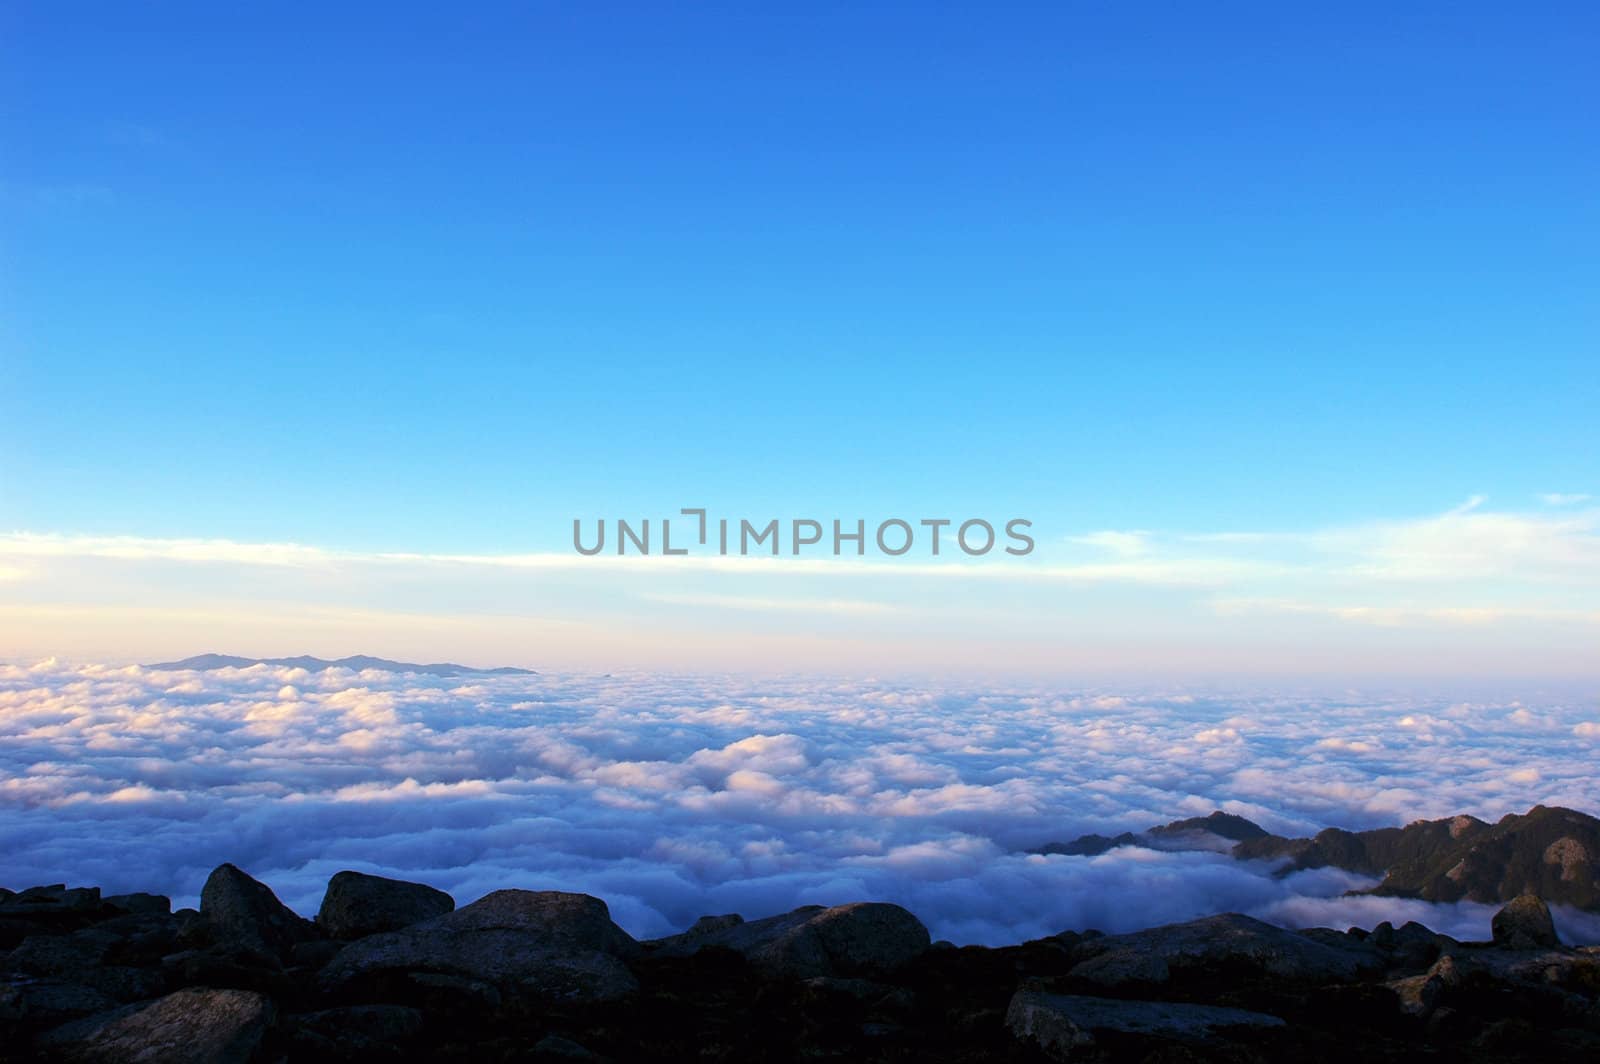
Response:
[640,592,901,616]
[4,497,1599,673]
[1212,598,1600,628]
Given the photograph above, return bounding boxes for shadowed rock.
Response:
[284,1003,424,1058]
[199,864,317,959]
[1491,894,1560,949]
[35,987,275,1064]
[1007,988,1285,1059]
[0,978,118,1029]
[3,854,1599,1062]
[1068,913,1380,987]
[320,889,640,1008]
[317,871,454,940]
[648,902,930,979]
[7,931,165,1003]
[1,885,102,917]
[102,894,170,917]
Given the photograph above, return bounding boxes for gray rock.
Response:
[0,977,117,1028]
[297,1003,423,1040]
[532,1034,601,1060]
[419,889,637,955]
[679,913,745,938]
[1429,943,1584,987]
[1387,953,1465,1017]
[316,871,454,940]
[640,912,743,950]
[290,938,344,969]
[1006,988,1284,1059]
[404,972,503,1012]
[1069,913,1379,987]
[1491,894,1560,949]
[199,864,317,959]
[17,885,67,897]
[160,945,298,999]
[648,902,929,979]
[2,885,101,916]
[7,929,117,974]
[512,949,641,1007]
[103,894,170,916]
[320,889,640,1008]
[36,987,275,1064]
[4,929,164,1003]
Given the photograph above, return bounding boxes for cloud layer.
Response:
[3,661,1598,945]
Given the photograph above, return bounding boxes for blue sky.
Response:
[2,4,1597,676]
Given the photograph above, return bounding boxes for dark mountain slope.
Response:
[1039,805,1600,909]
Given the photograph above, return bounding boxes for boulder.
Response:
[671,913,745,942]
[1491,894,1560,949]
[1006,988,1284,1059]
[317,871,455,940]
[35,987,275,1064]
[1068,913,1379,987]
[320,889,640,1009]
[199,864,317,959]
[6,885,101,914]
[0,977,118,1028]
[103,894,171,917]
[532,1034,602,1060]
[649,902,929,979]
[160,945,299,1000]
[290,939,344,969]
[4,930,166,1004]
[1387,953,1464,1017]
[285,1003,423,1058]
[416,889,636,954]
[7,928,117,973]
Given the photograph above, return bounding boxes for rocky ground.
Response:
[3,866,1598,1062]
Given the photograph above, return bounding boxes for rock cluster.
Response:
[3,872,1598,1061]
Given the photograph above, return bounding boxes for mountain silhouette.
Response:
[1038,805,1600,909]
[145,653,536,677]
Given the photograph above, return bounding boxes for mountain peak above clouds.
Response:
[144,653,537,677]
[1038,805,1600,910]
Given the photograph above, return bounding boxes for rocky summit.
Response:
[1039,804,1600,911]
[3,869,1600,1062]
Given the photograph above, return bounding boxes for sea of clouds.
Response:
[3,660,1598,946]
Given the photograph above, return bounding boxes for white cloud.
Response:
[1,663,1596,946]
[639,593,899,615]
[1213,598,1600,628]
[1067,530,1152,557]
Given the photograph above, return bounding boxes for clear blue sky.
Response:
[2,4,1597,677]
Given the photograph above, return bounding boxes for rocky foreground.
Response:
[3,867,1599,1062]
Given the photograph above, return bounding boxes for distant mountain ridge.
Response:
[145,653,536,677]
[1037,805,1600,910]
